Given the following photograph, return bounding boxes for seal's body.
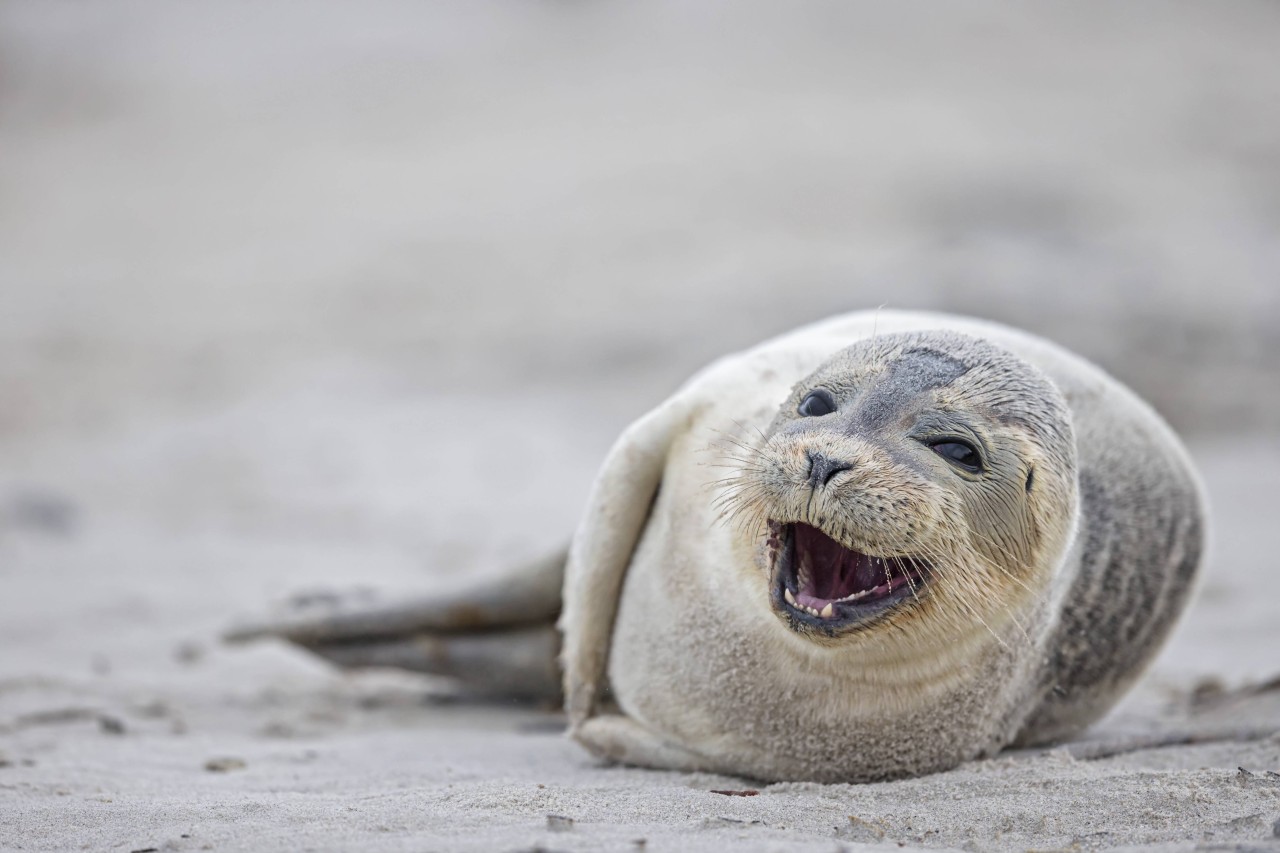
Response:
[230,311,1206,783]
[563,311,1204,781]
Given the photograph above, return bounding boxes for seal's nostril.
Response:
[807,452,853,488]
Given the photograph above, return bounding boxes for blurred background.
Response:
[1,1,1278,689]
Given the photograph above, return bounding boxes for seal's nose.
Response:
[806,451,852,488]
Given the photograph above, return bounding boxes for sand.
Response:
[2,2,1279,850]
[1,431,1279,852]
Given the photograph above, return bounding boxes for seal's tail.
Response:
[223,548,567,701]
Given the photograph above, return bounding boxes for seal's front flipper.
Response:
[574,714,713,773]
[560,398,687,727]
[224,548,566,700]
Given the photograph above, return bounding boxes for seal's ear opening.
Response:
[1014,426,1078,583]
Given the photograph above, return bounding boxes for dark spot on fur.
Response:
[854,348,970,430]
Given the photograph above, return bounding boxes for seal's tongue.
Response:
[791,523,901,610]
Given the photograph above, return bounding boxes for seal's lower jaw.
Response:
[767,521,931,634]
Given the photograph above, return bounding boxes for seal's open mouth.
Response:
[768,521,930,630]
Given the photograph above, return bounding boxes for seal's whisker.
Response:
[699,459,768,472]
[728,417,770,445]
[711,480,773,534]
[961,528,1055,617]
[703,425,764,456]
[712,473,746,491]
[966,527,1038,575]
[960,548,1047,648]
[924,534,1040,651]
[908,538,1010,648]
[892,555,922,603]
[935,569,1014,652]
[705,459,763,473]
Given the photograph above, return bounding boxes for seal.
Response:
[228,310,1206,782]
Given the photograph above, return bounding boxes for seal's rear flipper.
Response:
[223,548,566,700]
[306,624,562,700]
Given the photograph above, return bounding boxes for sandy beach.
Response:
[2,2,1279,850]
[1,431,1279,852]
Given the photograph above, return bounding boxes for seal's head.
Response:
[721,330,1077,651]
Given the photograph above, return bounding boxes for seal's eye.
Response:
[929,439,983,473]
[798,390,836,417]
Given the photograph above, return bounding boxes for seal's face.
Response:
[719,330,1077,646]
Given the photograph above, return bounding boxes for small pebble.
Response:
[258,721,296,739]
[839,815,888,843]
[204,757,246,773]
[174,641,205,665]
[8,491,78,535]
[546,814,574,832]
[132,700,171,719]
[98,715,126,735]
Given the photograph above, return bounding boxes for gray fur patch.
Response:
[856,347,970,430]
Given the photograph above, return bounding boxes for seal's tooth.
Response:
[784,588,797,606]
[837,587,873,603]
[820,602,834,618]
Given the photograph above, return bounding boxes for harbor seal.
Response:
[228,310,1206,782]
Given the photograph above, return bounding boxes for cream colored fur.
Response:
[559,310,1205,782]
